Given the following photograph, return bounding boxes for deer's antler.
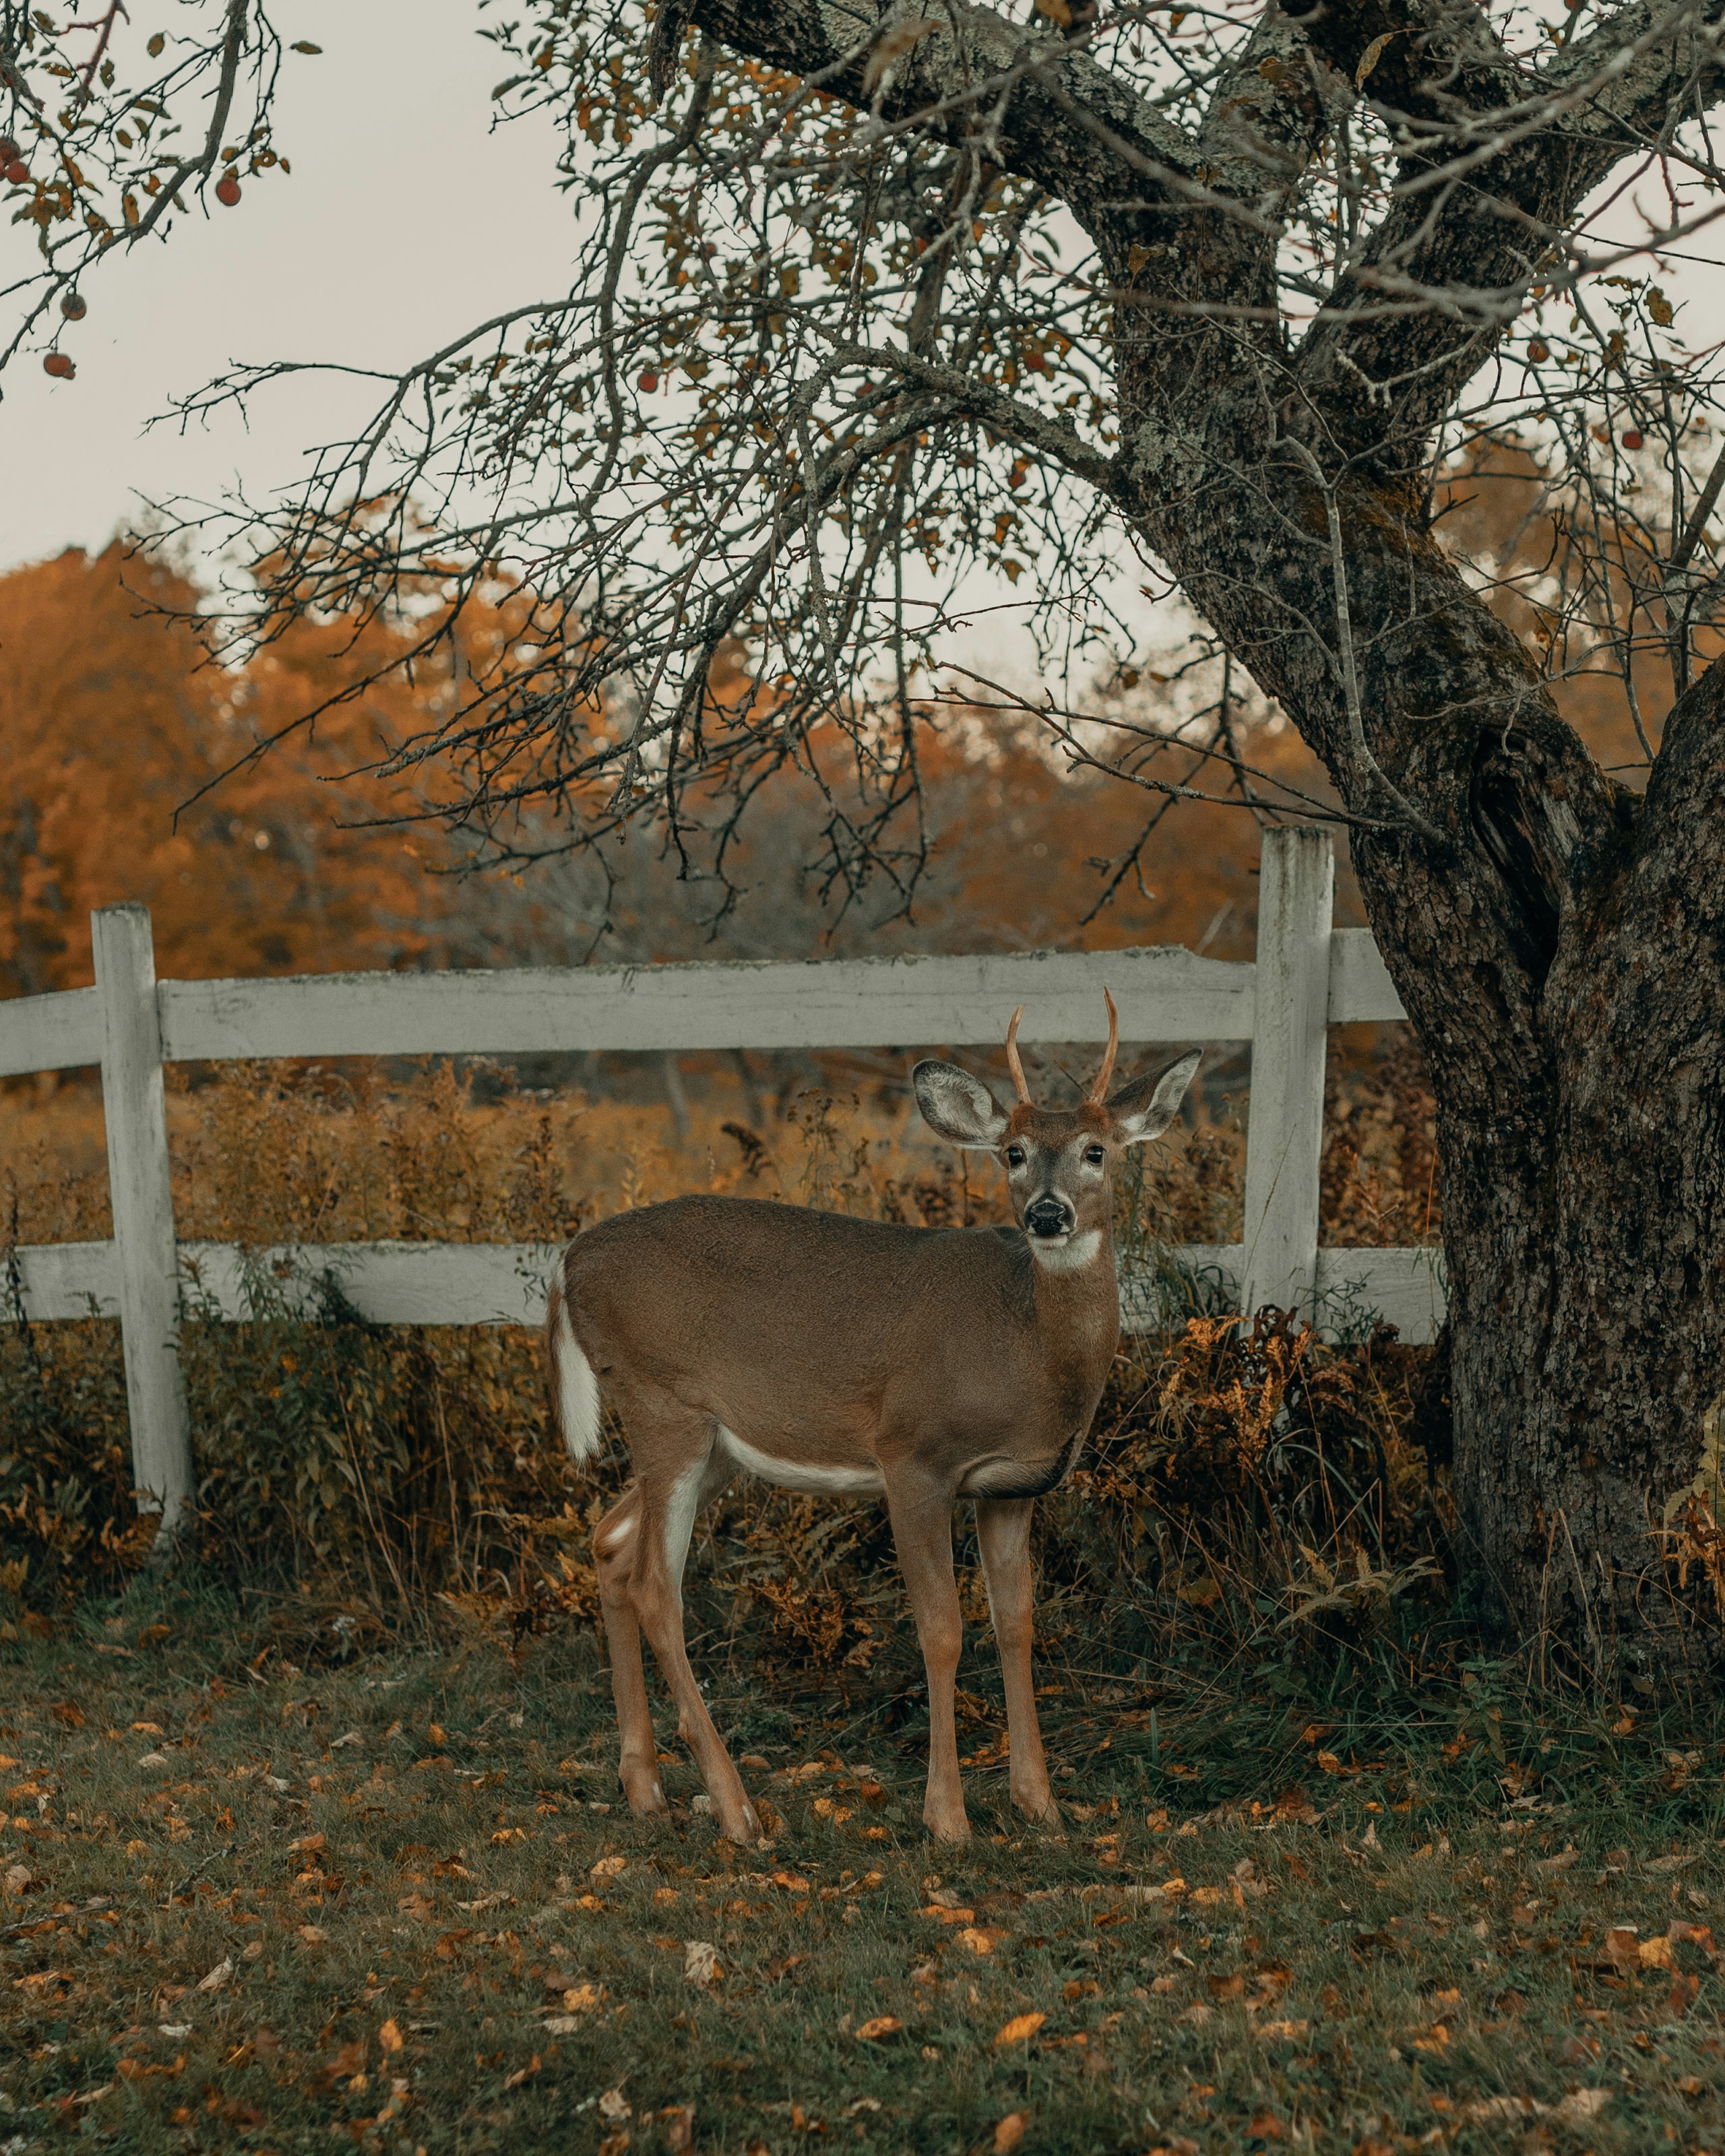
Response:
[1005,1005,1032,1104]
[1090,988,1119,1103]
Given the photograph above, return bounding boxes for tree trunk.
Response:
[1451,656,1725,1678]
[1110,338,1725,1673]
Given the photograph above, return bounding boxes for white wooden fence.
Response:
[0,828,1444,1535]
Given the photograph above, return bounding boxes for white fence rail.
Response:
[1,829,1445,1533]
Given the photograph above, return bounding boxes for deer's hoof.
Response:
[716,1802,762,1847]
[621,1769,671,1818]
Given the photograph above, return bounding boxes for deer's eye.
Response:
[1084,1145,1106,1166]
[1005,1145,1026,1168]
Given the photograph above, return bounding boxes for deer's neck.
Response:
[1026,1227,1121,1383]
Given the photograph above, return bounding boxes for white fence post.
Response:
[1240,828,1334,1321]
[92,904,193,1542]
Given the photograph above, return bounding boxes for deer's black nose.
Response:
[1025,1196,1072,1240]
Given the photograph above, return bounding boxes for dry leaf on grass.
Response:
[599,2087,632,2122]
[590,1855,627,1882]
[194,1959,232,1993]
[684,1940,720,1986]
[995,2112,1030,2153]
[1464,2090,1610,2125]
[994,2012,1046,2046]
[854,2016,902,2041]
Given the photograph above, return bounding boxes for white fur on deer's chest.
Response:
[716,1423,885,1496]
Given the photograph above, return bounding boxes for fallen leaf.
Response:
[855,2015,902,2041]
[994,2113,1030,2153]
[1554,2090,1611,2124]
[599,2086,633,2123]
[379,2018,403,2054]
[591,1855,628,1881]
[195,1959,233,1993]
[51,1703,85,1730]
[684,1940,720,1986]
[958,1927,1001,1955]
[1254,2018,1309,2042]
[995,2012,1046,2047]
[663,2105,695,2151]
[288,1833,326,1856]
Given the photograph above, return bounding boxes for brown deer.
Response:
[544,994,1199,1844]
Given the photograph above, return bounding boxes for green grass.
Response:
[3,1589,1724,2156]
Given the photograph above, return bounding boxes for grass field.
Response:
[3,1591,1722,2156]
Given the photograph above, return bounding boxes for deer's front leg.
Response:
[885,1471,969,1844]
[976,1496,1060,1827]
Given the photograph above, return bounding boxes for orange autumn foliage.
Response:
[0,545,1359,998]
[0,542,443,996]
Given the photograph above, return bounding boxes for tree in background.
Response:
[0,549,1305,993]
[7,1,1725,1674]
[0,544,442,994]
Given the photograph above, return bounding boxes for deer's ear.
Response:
[1108,1049,1201,1145]
[912,1060,1010,1149]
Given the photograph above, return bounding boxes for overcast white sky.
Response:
[0,3,573,573]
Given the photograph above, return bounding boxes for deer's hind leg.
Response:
[594,1484,666,1818]
[603,1391,760,1845]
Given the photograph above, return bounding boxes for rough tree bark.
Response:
[678,0,1725,1674]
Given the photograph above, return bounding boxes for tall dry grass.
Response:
[1,1045,1450,1704]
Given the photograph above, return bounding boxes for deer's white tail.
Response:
[546,1268,601,1464]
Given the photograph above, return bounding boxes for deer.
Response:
[543,992,1200,1845]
